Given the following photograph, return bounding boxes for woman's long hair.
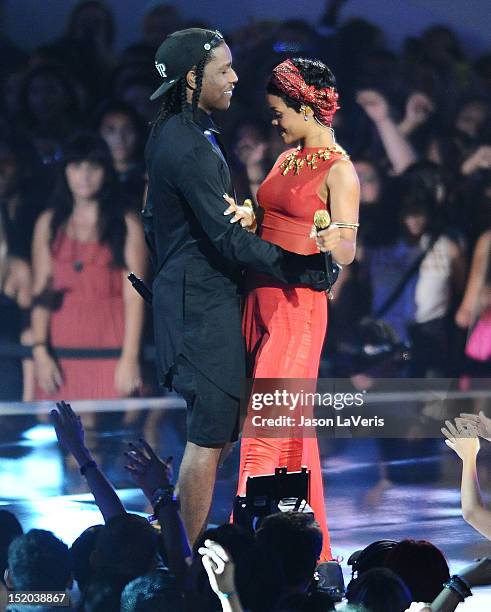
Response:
[50,132,127,268]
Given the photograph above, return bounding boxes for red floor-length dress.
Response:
[36,232,125,401]
[237,146,349,561]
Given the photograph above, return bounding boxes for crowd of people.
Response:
[0,401,490,611]
[0,1,490,401]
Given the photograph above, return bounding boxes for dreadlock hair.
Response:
[191,49,212,122]
[153,78,186,130]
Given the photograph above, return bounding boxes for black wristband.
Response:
[452,575,472,596]
[80,460,97,476]
[443,577,472,602]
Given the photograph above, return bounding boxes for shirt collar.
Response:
[182,104,221,134]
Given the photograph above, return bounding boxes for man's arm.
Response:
[124,440,192,585]
[174,146,328,290]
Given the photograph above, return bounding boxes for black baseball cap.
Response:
[150,28,225,101]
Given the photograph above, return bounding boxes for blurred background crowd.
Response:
[1,0,491,402]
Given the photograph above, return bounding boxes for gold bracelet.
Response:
[330,222,360,229]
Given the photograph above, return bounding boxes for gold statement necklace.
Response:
[279,143,349,176]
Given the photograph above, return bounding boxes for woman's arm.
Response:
[114,213,147,396]
[199,540,244,612]
[51,401,126,520]
[430,558,491,611]
[356,89,417,175]
[3,256,34,400]
[455,231,491,328]
[317,159,360,266]
[442,419,491,539]
[448,239,467,299]
[30,210,63,394]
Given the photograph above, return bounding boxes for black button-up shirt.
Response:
[144,106,327,396]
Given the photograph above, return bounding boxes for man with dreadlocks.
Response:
[143,28,333,546]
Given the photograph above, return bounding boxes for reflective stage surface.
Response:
[1,394,491,609]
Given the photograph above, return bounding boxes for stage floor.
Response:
[1,394,491,609]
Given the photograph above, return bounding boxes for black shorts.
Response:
[168,355,239,447]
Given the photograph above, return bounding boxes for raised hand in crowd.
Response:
[124,438,173,501]
[356,89,391,124]
[461,145,491,176]
[442,418,491,541]
[430,557,491,612]
[51,400,88,463]
[457,411,491,443]
[399,91,435,135]
[199,540,243,612]
[442,418,480,460]
[124,439,191,582]
[50,400,125,520]
[356,89,416,174]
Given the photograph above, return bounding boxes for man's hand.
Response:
[442,418,480,461]
[124,438,173,501]
[50,401,89,464]
[457,411,491,443]
[199,540,237,598]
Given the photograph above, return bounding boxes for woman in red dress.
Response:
[31,133,147,401]
[228,58,359,560]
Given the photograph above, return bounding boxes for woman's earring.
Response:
[301,105,313,121]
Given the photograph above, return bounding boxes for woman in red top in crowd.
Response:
[228,58,359,560]
[31,133,146,400]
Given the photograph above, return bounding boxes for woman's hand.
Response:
[401,92,434,132]
[199,540,237,598]
[315,225,342,252]
[223,194,257,231]
[114,355,142,396]
[442,418,480,461]
[356,89,391,124]
[3,257,32,308]
[461,145,491,175]
[33,347,63,394]
[455,304,473,328]
[50,400,89,464]
[457,411,491,443]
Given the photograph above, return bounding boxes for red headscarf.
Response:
[270,59,340,127]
